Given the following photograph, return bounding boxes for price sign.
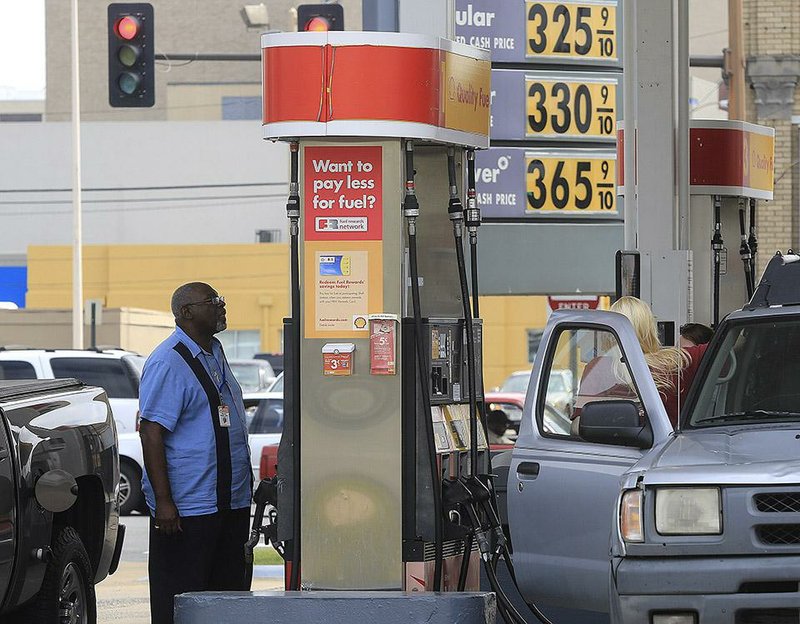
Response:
[525,75,617,139]
[525,1,618,62]
[525,152,617,214]
[454,0,620,66]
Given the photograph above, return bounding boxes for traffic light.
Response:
[108,3,155,108]
[297,4,344,31]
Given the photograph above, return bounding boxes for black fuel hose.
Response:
[738,200,754,299]
[404,141,444,591]
[748,198,758,287]
[711,195,723,328]
[447,147,479,479]
[287,142,302,591]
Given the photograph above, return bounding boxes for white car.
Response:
[499,368,574,412]
[243,372,284,478]
[0,348,144,434]
[121,373,286,515]
[229,358,276,393]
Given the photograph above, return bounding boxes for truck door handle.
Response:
[517,462,540,479]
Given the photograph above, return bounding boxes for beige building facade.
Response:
[744,0,800,270]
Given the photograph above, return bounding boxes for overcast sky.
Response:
[0,0,45,99]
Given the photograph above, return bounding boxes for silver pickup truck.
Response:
[508,253,800,624]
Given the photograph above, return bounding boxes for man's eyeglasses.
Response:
[185,295,225,307]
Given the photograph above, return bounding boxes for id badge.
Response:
[218,405,231,428]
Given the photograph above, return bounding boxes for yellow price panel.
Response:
[525,153,617,215]
[526,1,618,62]
[525,75,617,140]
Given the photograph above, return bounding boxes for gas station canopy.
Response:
[261,32,491,148]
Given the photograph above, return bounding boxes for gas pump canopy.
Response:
[260,32,491,148]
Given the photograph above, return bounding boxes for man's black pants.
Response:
[148,507,251,624]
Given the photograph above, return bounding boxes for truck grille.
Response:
[755,493,800,513]
[757,524,800,545]
[735,609,799,624]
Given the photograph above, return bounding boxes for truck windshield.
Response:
[688,318,800,427]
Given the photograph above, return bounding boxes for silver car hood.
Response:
[640,426,800,486]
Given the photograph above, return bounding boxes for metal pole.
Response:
[71,0,84,349]
[677,0,690,250]
[622,0,637,249]
[727,0,746,120]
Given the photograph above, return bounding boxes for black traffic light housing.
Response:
[297,4,345,31]
[108,3,155,108]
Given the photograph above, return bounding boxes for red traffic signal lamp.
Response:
[297,4,344,32]
[108,3,154,108]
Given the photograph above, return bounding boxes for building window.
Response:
[218,330,261,358]
[527,329,544,363]
[221,96,262,120]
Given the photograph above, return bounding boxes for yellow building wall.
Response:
[26,244,289,354]
[26,244,596,384]
[480,295,551,390]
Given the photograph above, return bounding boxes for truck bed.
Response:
[0,378,84,400]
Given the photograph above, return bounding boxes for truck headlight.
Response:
[655,487,721,535]
[620,489,643,542]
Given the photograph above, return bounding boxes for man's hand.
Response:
[154,497,182,535]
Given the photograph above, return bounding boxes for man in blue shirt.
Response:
[139,282,252,624]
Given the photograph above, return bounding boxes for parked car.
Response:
[0,378,123,622]
[486,391,570,436]
[0,348,148,516]
[254,352,284,376]
[228,358,276,393]
[499,368,574,411]
[0,348,143,434]
[507,254,800,622]
[244,373,284,478]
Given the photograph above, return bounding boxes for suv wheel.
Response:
[11,527,96,624]
[119,460,144,516]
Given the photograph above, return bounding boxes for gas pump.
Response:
[254,31,498,593]
[617,120,775,335]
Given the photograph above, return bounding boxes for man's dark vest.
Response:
[173,341,232,510]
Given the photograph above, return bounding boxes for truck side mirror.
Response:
[578,400,653,449]
[35,469,79,513]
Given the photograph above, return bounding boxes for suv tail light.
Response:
[135,410,141,431]
[260,444,279,480]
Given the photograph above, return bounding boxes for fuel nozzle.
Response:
[464,149,481,240]
[286,142,301,234]
[403,141,420,222]
[447,147,465,230]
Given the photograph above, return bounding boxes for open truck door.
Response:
[507,309,674,617]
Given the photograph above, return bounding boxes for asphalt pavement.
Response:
[97,513,283,624]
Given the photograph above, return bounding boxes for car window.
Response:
[50,357,138,399]
[487,401,523,422]
[269,373,284,394]
[500,374,529,393]
[230,363,262,389]
[249,398,283,434]
[689,318,800,428]
[123,355,145,378]
[547,374,565,393]
[540,327,643,439]
[0,360,37,380]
